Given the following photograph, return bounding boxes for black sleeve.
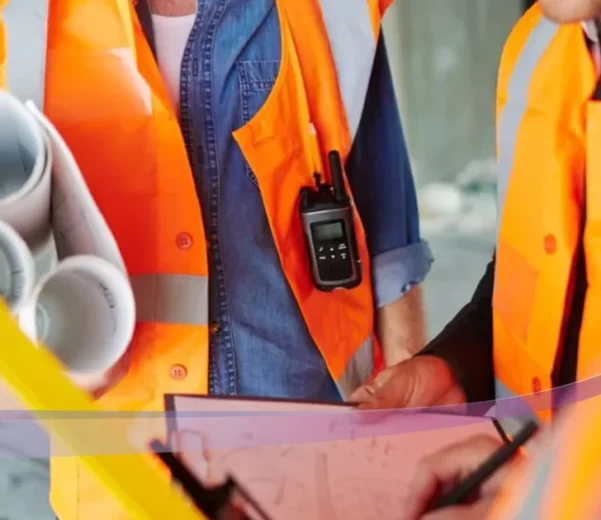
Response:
[418,254,496,404]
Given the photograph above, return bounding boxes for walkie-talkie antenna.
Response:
[328,151,346,202]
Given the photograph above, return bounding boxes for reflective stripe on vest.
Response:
[487,454,555,520]
[336,335,374,397]
[488,385,601,519]
[130,274,208,325]
[509,457,554,520]
[494,378,538,424]
[492,5,597,423]
[496,17,559,224]
[2,0,49,108]
[494,13,559,420]
[318,0,378,140]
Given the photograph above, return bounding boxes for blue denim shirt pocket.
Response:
[236,60,280,186]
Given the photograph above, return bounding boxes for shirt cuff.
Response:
[371,240,434,308]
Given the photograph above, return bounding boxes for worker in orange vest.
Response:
[352,0,601,517]
[353,0,601,426]
[0,0,432,518]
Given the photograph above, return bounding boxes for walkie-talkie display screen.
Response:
[313,221,344,241]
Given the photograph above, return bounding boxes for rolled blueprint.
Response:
[0,220,34,314]
[0,91,52,253]
[18,255,135,388]
[24,100,127,273]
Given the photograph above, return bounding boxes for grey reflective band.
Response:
[130,274,208,325]
[496,18,559,236]
[3,0,49,109]
[336,336,374,398]
[494,378,538,424]
[510,455,554,519]
[318,0,377,140]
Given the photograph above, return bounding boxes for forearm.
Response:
[343,32,433,367]
[376,284,427,366]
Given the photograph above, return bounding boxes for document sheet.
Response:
[167,395,504,520]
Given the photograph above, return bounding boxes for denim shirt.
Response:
[145,0,433,400]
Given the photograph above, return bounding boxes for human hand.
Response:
[172,430,227,487]
[350,355,465,410]
[400,435,520,520]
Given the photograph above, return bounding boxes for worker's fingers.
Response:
[349,382,377,403]
[353,356,465,411]
[350,365,394,403]
[399,435,506,520]
[173,431,227,486]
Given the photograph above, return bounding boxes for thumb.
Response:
[351,364,412,404]
[359,356,464,411]
[354,360,420,410]
[173,431,227,486]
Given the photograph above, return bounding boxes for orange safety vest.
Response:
[0,0,391,518]
[486,365,601,519]
[493,4,601,422]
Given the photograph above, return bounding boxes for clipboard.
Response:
[164,393,508,520]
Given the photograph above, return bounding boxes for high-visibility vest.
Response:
[486,366,601,519]
[0,0,390,518]
[492,4,601,423]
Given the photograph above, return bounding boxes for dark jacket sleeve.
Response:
[418,254,496,404]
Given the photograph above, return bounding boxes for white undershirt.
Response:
[151,14,197,112]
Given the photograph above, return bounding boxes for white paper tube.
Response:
[0,91,52,253]
[18,255,135,387]
[0,220,35,314]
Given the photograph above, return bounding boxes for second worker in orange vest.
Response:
[353,0,601,424]
[365,3,601,517]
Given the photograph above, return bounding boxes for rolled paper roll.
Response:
[18,255,135,390]
[0,219,34,314]
[0,90,52,253]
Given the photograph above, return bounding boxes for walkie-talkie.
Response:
[300,149,362,292]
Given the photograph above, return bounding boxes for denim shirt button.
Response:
[209,323,221,336]
[176,232,193,250]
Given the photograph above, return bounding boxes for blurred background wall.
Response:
[382,0,524,337]
[383,0,523,187]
